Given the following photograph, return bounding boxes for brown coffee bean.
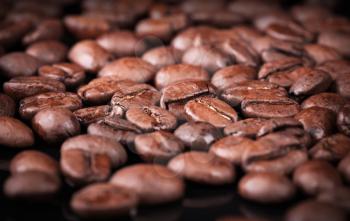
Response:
[61,134,127,185]
[143,46,182,70]
[19,92,82,120]
[26,40,68,64]
[126,106,177,132]
[70,183,138,218]
[238,172,295,203]
[0,52,42,78]
[38,63,86,88]
[0,19,32,48]
[110,164,184,204]
[258,57,303,79]
[338,153,350,183]
[210,136,254,165]
[304,44,342,65]
[3,76,66,100]
[317,187,350,211]
[338,104,350,136]
[32,108,80,143]
[64,15,111,39]
[135,131,184,163]
[22,19,64,45]
[168,151,235,185]
[295,107,336,140]
[301,93,346,114]
[293,160,342,195]
[97,31,146,57]
[285,200,347,221]
[211,65,257,91]
[68,40,112,72]
[256,117,303,137]
[316,59,350,80]
[265,23,313,43]
[98,57,156,83]
[74,105,122,125]
[224,119,265,139]
[155,64,209,89]
[185,96,238,128]
[0,116,34,148]
[318,31,350,57]
[136,18,173,41]
[0,93,15,116]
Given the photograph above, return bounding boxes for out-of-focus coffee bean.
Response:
[0,116,34,148]
[136,18,173,41]
[318,31,350,57]
[73,105,122,125]
[304,44,342,64]
[301,93,346,114]
[338,153,350,183]
[316,59,350,80]
[265,23,313,43]
[256,117,304,137]
[22,19,64,45]
[0,93,15,116]
[258,57,303,79]
[224,118,268,138]
[337,104,350,136]
[64,15,111,39]
[317,187,350,211]
[0,19,32,48]
[26,40,67,64]
[142,46,182,70]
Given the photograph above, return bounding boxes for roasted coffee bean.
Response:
[211,65,257,91]
[126,106,177,132]
[97,31,146,57]
[316,59,350,80]
[309,134,350,162]
[136,18,173,41]
[143,46,182,70]
[0,52,42,78]
[110,83,161,111]
[61,134,127,186]
[32,108,80,143]
[337,104,350,136]
[155,64,209,89]
[317,187,350,211]
[0,116,34,148]
[22,19,64,45]
[110,164,184,204]
[293,160,342,195]
[68,40,112,72]
[73,105,122,125]
[19,92,82,120]
[301,93,346,114]
[174,122,222,151]
[0,93,15,116]
[303,44,342,65]
[210,136,254,165]
[0,19,32,48]
[239,172,295,203]
[242,132,308,174]
[38,63,86,88]
[70,183,138,218]
[98,57,156,83]
[185,96,238,128]
[338,153,350,183]
[318,31,350,57]
[334,74,350,99]
[256,117,303,137]
[265,23,313,43]
[3,76,66,100]
[295,107,336,140]
[224,118,268,138]
[258,57,303,79]
[64,15,111,39]
[285,200,347,221]
[168,151,235,185]
[135,131,184,163]
[26,40,68,64]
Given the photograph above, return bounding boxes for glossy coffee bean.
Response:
[143,46,182,70]
[168,151,235,185]
[19,92,82,120]
[26,40,68,64]
[256,117,304,137]
[293,160,342,195]
[0,116,34,148]
[136,18,173,41]
[61,135,127,186]
[135,131,184,163]
[73,105,122,125]
[303,44,341,65]
[301,93,346,114]
[98,57,156,83]
[64,15,111,39]
[0,93,15,116]
[174,122,222,151]
[337,104,350,136]
[238,172,295,203]
[317,187,350,211]
[126,106,177,132]
[224,118,268,138]
[32,108,80,143]
[110,164,184,205]
[70,183,138,218]
[258,57,302,79]
[318,31,350,57]
[0,52,42,78]
[0,19,32,48]
[338,153,350,183]
[22,19,64,45]
[3,76,66,100]
[265,23,312,43]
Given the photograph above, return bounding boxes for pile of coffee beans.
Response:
[0,0,350,220]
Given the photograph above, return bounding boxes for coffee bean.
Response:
[295,107,336,140]
[26,40,68,64]
[265,23,313,43]
[38,63,86,88]
[301,93,346,114]
[22,19,64,45]
[110,164,184,204]
[126,106,177,132]
[338,153,350,183]
[98,57,156,83]
[143,46,182,70]
[0,93,15,116]
[318,31,350,57]
[174,122,222,151]
[224,118,268,138]
[64,15,111,39]
[256,117,303,137]
[238,172,295,203]
[136,18,173,41]
[316,59,350,80]
[135,131,184,163]
[19,92,82,120]
[258,57,303,79]
[3,76,66,100]
[317,187,350,211]
[155,64,209,89]
[285,200,347,221]
[185,96,238,128]
[70,183,138,218]
[304,44,342,65]
[74,105,122,125]
[0,116,34,148]
[0,52,42,78]
[32,108,80,143]
[293,160,342,195]
[68,40,112,72]
[168,151,235,185]
[61,134,127,186]
[337,104,350,136]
